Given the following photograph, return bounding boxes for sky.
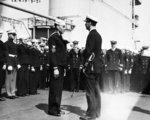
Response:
[0,0,150,51]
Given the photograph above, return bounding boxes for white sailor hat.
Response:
[40,37,47,41]
[55,18,66,26]
[7,29,16,34]
[7,29,17,35]
[84,15,98,23]
[31,39,39,43]
[40,43,45,47]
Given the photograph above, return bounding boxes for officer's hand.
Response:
[54,68,59,78]
[2,64,6,70]
[17,64,21,69]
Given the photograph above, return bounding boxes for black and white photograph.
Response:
[0,0,150,120]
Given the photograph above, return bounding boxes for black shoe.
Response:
[12,95,19,98]
[59,110,65,115]
[76,89,79,92]
[48,111,61,117]
[79,116,96,120]
[0,97,6,101]
[6,96,14,99]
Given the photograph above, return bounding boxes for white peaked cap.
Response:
[55,18,66,26]
[84,14,98,23]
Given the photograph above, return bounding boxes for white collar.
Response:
[111,48,116,51]
[90,27,96,32]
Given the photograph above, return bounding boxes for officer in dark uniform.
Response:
[0,30,6,101]
[48,19,68,116]
[69,40,83,92]
[16,38,30,96]
[105,40,123,93]
[5,30,21,99]
[80,15,103,120]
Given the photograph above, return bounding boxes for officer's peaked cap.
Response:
[55,18,66,26]
[142,46,149,50]
[84,15,98,23]
[111,40,117,44]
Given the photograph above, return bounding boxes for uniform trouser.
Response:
[142,74,150,94]
[85,73,101,118]
[48,66,64,113]
[46,67,50,87]
[123,73,131,92]
[130,73,142,92]
[39,66,47,89]
[17,65,29,95]
[79,69,86,90]
[29,67,40,94]
[0,64,5,96]
[5,68,17,96]
[102,71,110,92]
[108,70,122,93]
[70,68,80,91]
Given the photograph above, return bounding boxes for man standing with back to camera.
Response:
[80,15,103,120]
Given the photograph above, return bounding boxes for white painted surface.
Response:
[0,0,150,50]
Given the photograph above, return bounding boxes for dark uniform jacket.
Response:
[48,32,68,67]
[83,29,103,73]
[132,54,141,74]
[40,50,49,66]
[5,39,18,67]
[29,47,41,67]
[17,44,31,65]
[69,48,83,68]
[105,48,123,71]
[0,40,6,65]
